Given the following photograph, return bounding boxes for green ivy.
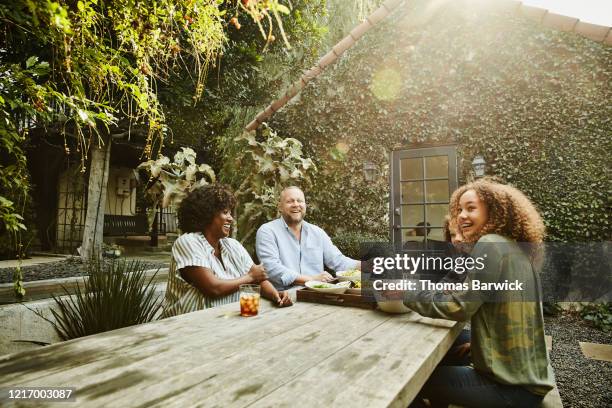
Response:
[271,0,611,242]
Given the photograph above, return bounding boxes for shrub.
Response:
[48,259,162,340]
[580,303,612,332]
[332,232,389,260]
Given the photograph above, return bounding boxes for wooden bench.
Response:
[103,214,148,236]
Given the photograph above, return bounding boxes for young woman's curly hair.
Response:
[449,178,545,251]
[177,184,236,233]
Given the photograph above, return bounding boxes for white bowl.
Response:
[305,280,348,294]
[336,269,361,282]
[377,300,412,314]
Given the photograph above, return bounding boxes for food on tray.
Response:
[336,269,362,282]
[341,269,360,277]
[312,283,333,289]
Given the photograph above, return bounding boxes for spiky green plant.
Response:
[49,259,162,340]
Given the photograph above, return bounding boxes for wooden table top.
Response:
[0,298,462,407]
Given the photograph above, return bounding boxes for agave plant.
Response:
[138,147,216,228]
[48,259,162,340]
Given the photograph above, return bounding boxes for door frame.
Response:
[389,145,459,248]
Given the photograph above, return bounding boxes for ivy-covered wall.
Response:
[271,0,611,242]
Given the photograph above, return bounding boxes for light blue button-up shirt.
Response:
[256,218,359,289]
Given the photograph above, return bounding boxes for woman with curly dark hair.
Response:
[406,179,554,407]
[162,183,291,317]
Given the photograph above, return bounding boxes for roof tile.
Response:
[333,36,355,57]
[542,12,578,32]
[605,30,612,46]
[519,4,547,23]
[574,21,610,42]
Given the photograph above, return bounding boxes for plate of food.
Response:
[336,269,361,281]
[305,280,349,294]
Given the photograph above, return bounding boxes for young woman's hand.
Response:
[455,342,471,357]
[248,264,268,283]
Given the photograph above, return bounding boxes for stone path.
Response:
[579,342,612,363]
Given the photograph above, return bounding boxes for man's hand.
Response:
[313,272,334,282]
[274,291,293,307]
[248,264,268,283]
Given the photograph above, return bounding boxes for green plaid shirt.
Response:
[405,234,555,395]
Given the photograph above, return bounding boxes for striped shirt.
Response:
[161,233,253,318]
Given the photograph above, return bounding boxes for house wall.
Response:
[105,167,137,216]
[270,0,611,242]
[55,166,138,252]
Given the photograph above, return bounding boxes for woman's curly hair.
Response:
[177,183,236,233]
[449,178,545,259]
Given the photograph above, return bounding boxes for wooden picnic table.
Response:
[0,296,462,407]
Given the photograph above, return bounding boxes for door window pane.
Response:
[426,204,448,227]
[427,228,444,241]
[401,205,423,227]
[401,181,423,203]
[425,180,449,202]
[401,158,422,180]
[425,155,448,178]
[402,230,426,250]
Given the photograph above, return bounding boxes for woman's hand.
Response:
[248,264,268,283]
[455,342,471,357]
[274,291,293,307]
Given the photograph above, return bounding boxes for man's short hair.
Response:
[279,186,304,203]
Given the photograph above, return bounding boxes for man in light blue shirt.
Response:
[256,186,360,289]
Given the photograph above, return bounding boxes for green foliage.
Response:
[332,231,388,259]
[543,302,563,317]
[138,147,215,229]
[1,0,232,159]
[160,0,328,152]
[580,303,612,332]
[48,259,162,340]
[231,124,315,253]
[0,0,296,238]
[0,61,38,260]
[271,0,611,242]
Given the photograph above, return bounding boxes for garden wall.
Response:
[0,282,167,356]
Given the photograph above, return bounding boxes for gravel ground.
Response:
[0,257,169,284]
[545,313,612,408]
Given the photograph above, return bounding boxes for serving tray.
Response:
[296,287,376,309]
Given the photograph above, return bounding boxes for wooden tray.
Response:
[296,287,377,309]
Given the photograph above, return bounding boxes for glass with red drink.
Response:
[239,284,261,317]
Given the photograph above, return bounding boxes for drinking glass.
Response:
[239,284,261,317]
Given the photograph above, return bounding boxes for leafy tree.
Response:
[0,0,296,293]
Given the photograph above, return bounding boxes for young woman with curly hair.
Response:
[407,179,554,408]
[162,184,291,318]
